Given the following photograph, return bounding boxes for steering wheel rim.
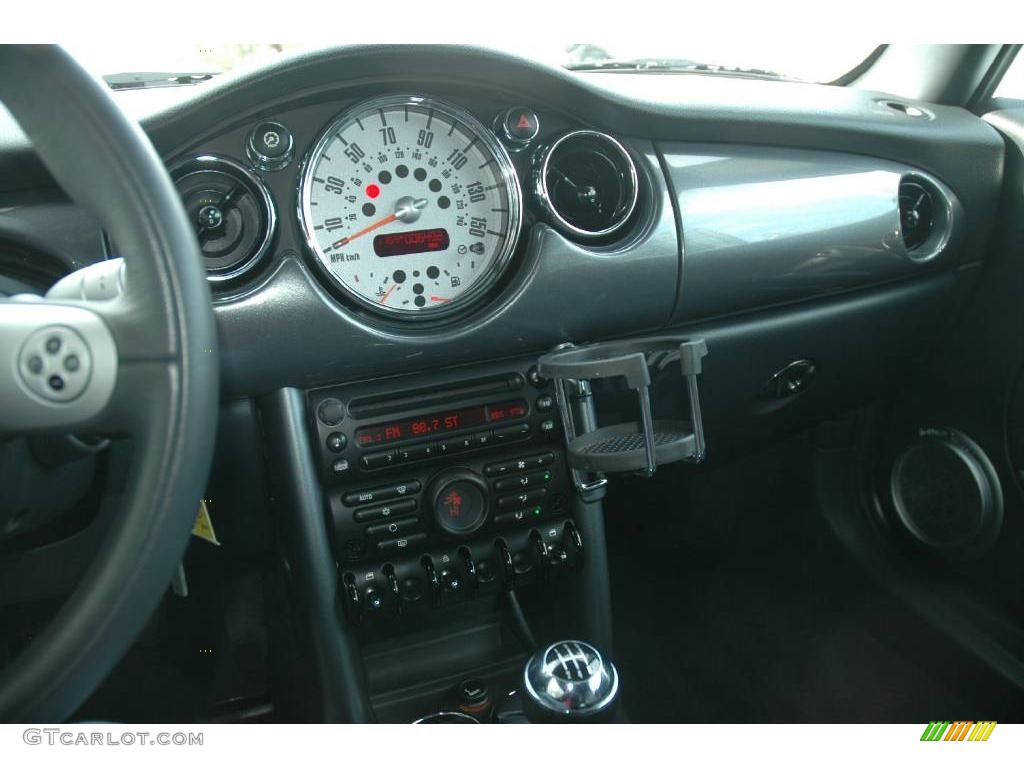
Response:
[0,45,218,721]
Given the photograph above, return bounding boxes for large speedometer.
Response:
[299,95,522,319]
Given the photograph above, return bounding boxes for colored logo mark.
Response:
[920,721,997,741]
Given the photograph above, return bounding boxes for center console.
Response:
[306,357,582,627]
[261,335,707,722]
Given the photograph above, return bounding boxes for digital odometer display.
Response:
[355,400,527,448]
[373,228,450,257]
[299,95,522,319]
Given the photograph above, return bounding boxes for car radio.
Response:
[307,357,579,622]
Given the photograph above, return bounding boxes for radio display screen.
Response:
[355,399,528,448]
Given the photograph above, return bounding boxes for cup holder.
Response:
[537,336,708,488]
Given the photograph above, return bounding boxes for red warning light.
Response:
[366,184,381,199]
[516,113,532,130]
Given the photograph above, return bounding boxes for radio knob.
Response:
[429,470,489,538]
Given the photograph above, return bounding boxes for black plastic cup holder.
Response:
[537,336,708,488]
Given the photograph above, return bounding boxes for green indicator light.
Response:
[543,471,552,481]
[532,506,542,516]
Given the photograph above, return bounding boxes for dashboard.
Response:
[0,45,1017,723]
[0,45,1006,409]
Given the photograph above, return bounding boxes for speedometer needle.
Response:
[331,196,428,249]
[332,213,397,248]
[379,283,398,304]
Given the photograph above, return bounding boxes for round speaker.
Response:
[889,428,1003,559]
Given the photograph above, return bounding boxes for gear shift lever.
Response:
[518,640,620,722]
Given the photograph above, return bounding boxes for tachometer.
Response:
[299,95,522,319]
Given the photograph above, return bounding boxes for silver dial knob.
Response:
[523,640,619,720]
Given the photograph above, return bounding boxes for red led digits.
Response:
[354,399,528,447]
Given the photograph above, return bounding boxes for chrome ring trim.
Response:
[245,120,295,172]
[535,130,639,239]
[297,94,523,322]
[897,171,955,264]
[170,154,277,284]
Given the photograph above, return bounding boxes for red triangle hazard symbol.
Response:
[516,114,532,130]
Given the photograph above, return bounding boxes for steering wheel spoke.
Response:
[0,45,218,722]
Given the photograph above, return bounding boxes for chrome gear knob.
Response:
[522,640,619,722]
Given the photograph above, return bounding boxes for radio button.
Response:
[317,398,345,426]
[498,487,547,510]
[366,516,420,538]
[492,423,530,443]
[396,442,434,463]
[494,469,553,492]
[326,432,347,453]
[361,450,396,470]
[437,436,472,455]
[377,533,428,556]
[473,430,493,448]
[535,395,554,412]
[343,480,421,507]
[353,497,417,523]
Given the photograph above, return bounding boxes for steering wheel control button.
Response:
[317,397,345,426]
[431,471,489,537]
[247,120,294,171]
[501,107,540,144]
[18,325,92,403]
[326,431,347,452]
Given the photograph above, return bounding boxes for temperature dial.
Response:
[430,470,489,537]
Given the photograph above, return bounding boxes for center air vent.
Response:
[897,174,952,262]
[171,156,276,283]
[898,180,935,251]
[535,130,639,239]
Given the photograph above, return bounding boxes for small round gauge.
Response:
[299,95,522,319]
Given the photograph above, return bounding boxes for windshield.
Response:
[65,43,875,85]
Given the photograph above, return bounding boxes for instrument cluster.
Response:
[172,94,642,322]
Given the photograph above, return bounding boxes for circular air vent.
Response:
[897,174,952,262]
[171,156,276,282]
[535,131,639,239]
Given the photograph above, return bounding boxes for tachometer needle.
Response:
[379,283,398,304]
[430,296,451,303]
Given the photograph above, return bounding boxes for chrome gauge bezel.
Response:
[297,94,523,322]
[535,130,639,240]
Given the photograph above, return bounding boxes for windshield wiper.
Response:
[565,58,790,80]
[103,71,218,90]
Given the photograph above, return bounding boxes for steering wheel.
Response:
[0,46,217,720]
